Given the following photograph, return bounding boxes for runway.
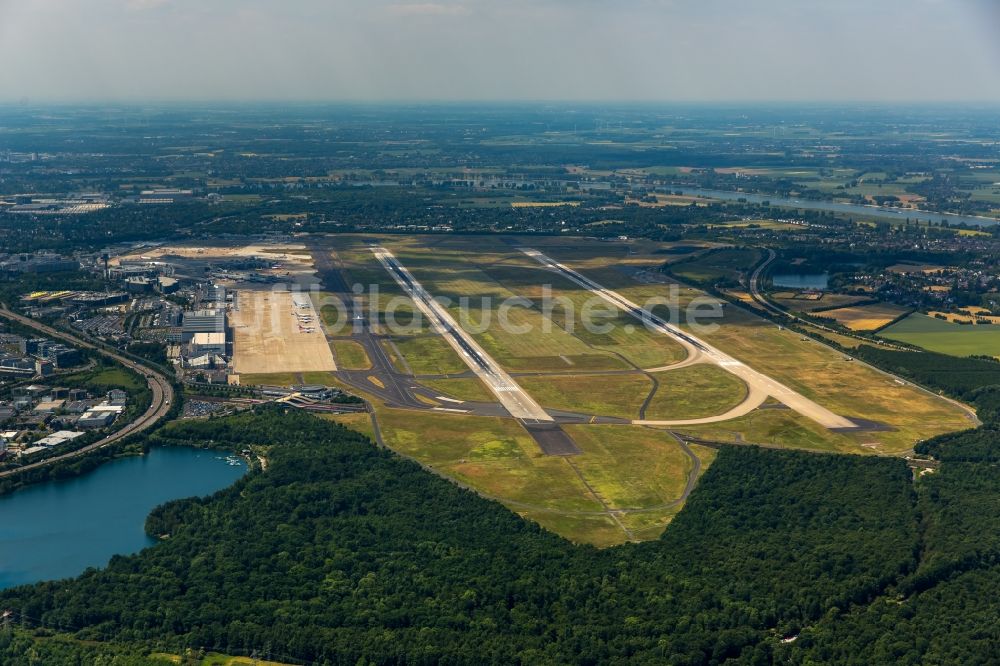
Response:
[520,247,858,430]
[372,245,554,423]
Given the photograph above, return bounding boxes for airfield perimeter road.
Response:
[0,306,175,478]
[520,248,859,430]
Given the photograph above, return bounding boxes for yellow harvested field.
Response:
[231,290,336,375]
[927,308,1000,325]
[816,303,910,331]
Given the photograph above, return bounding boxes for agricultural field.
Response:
[815,302,911,331]
[926,306,1000,325]
[238,372,301,386]
[770,291,868,313]
[880,313,1000,358]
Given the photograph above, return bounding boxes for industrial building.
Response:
[181,309,227,343]
[0,253,79,273]
[68,291,129,307]
[190,332,227,355]
[34,431,85,447]
[157,276,179,294]
[137,188,194,204]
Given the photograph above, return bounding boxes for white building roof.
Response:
[35,430,85,446]
[192,332,226,345]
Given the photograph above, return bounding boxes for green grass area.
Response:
[371,407,709,546]
[238,372,299,386]
[319,303,345,330]
[672,408,861,453]
[644,364,748,420]
[390,335,468,375]
[543,243,972,454]
[299,371,338,385]
[317,412,375,439]
[330,338,371,370]
[881,313,1000,358]
[61,366,143,391]
[460,301,630,372]
[562,425,692,510]
[770,291,868,313]
[517,373,652,419]
[417,377,494,402]
[380,241,635,373]
[375,409,603,516]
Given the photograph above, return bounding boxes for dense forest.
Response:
[4,338,1000,664]
[1,407,922,665]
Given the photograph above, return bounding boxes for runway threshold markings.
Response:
[520,247,857,430]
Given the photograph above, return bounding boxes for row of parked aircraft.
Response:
[291,300,316,333]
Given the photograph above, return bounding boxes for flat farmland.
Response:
[816,303,911,331]
[771,291,868,313]
[231,290,337,376]
[881,313,1000,358]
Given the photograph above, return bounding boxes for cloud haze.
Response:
[0,0,998,102]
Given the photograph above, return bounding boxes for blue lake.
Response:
[0,447,246,589]
[772,273,830,290]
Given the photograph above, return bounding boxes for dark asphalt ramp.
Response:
[523,422,582,456]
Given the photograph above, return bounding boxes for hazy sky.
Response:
[1,0,999,102]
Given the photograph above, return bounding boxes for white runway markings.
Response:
[520,247,857,430]
[371,246,553,422]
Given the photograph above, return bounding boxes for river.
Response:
[0,447,246,589]
[671,187,999,228]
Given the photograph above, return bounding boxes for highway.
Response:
[521,248,859,430]
[371,246,553,423]
[0,307,175,478]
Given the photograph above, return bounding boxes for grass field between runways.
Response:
[329,339,371,370]
[644,364,749,420]
[516,373,653,419]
